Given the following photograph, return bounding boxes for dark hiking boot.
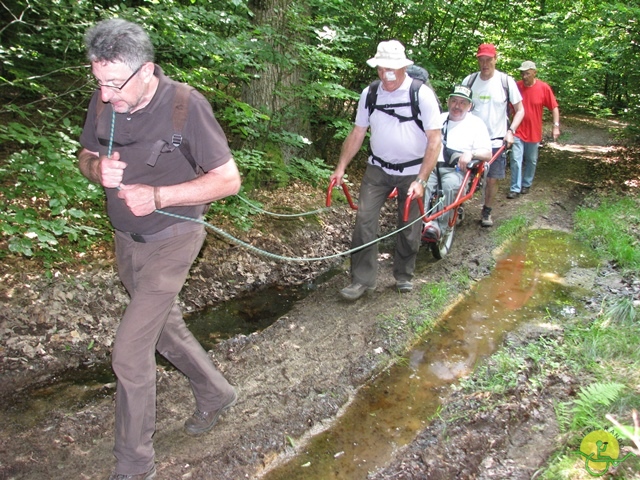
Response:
[185,389,237,436]
[339,283,375,301]
[396,281,413,293]
[108,465,156,480]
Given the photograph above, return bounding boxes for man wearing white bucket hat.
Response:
[330,40,442,300]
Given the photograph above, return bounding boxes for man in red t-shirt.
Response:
[508,61,560,197]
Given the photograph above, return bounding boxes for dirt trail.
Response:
[0,116,628,479]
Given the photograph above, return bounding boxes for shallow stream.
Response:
[261,229,598,479]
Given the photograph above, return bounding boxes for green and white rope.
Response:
[235,194,334,218]
[155,203,440,263]
[106,105,439,263]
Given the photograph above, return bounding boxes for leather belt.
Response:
[119,221,202,243]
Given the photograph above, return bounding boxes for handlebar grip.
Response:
[403,193,425,222]
[326,178,337,207]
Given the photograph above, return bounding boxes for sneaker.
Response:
[481,210,493,227]
[185,389,237,436]
[339,283,374,301]
[520,186,530,194]
[108,466,156,480]
[421,222,441,242]
[506,191,519,199]
[396,281,413,293]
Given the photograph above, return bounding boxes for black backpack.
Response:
[364,65,437,132]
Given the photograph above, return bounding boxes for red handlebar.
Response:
[403,192,426,223]
[326,178,358,210]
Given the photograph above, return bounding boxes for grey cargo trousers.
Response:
[350,164,423,287]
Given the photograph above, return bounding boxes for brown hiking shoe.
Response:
[185,390,237,436]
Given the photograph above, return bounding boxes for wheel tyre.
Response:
[430,224,455,259]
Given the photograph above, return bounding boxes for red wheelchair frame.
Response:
[326,146,505,259]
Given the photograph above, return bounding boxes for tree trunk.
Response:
[243,0,313,160]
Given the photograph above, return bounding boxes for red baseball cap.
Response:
[476,43,497,57]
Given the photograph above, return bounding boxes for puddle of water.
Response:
[2,363,116,431]
[262,230,598,480]
[186,285,308,351]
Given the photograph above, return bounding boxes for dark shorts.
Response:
[487,147,506,179]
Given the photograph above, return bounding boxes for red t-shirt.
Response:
[515,79,559,143]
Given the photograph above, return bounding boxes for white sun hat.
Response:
[366,40,414,69]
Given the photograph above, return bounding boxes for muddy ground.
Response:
[0,116,637,479]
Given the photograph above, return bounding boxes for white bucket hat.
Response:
[366,40,414,69]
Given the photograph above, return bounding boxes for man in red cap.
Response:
[462,43,524,227]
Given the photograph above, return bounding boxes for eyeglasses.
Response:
[95,65,142,91]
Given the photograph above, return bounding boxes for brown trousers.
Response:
[112,227,234,475]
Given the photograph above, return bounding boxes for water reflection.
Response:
[262,230,598,480]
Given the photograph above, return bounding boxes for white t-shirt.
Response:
[355,75,441,176]
[462,70,522,148]
[437,111,492,163]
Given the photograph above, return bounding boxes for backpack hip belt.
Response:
[370,153,423,173]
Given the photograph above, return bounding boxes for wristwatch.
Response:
[553,122,560,127]
[417,178,428,189]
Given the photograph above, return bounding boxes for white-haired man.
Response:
[508,60,560,197]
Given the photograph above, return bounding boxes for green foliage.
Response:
[604,297,636,325]
[569,382,626,431]
[2,0,640,264]
[574,196,640,272]
[493,213,530,244]
[410,281,452,334]
[460,334,569,395]
[285,157,333,187]
[0,119,108,261]
[554,399,572,434]
[206,194,255,232]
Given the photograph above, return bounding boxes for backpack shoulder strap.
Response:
[365,78,424,131]
[500,72,510,102]
[465,72,480,89]
[501,72,513,127]
[172,82,192,142]
[365,80,381,117]
[171,82,199,173]
[409,78,424,131]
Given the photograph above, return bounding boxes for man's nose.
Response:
[100,86,115,103]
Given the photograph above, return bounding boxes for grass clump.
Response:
[574,196,640,272]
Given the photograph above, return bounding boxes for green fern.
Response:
[571,382,626,430]
[554,400,572,433]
